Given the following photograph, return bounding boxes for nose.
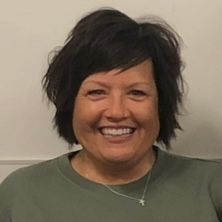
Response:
[105,94,129,121]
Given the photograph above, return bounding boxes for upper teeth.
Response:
[101,128,134,136]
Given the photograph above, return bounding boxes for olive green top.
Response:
[0,147,222,222]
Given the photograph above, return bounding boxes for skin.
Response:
[71,60,160,185]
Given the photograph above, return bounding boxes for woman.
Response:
[0,8,221,222]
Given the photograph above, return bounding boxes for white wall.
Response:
[1,0,222,182]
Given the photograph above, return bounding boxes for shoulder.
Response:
[158,149,222,216]
[177,151,221,166]
[162,149,222,196]
[0,153,71,219]
[0,153,69,201]
[1,157,56,185]
[156,147,222,186]
[164,149,222,177]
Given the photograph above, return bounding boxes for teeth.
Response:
[100,128,134,136]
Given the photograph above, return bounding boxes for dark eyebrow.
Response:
[127,82,152,87]
[83,80,110,88]
[83,81,152,88]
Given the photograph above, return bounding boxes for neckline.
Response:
[56,146,168,192]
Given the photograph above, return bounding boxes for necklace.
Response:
[103,170,152,206]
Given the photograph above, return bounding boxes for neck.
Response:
[71,148,156,185]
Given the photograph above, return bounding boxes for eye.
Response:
[88,89,105,95]
[87,89,106,100]
[129,90,147,96]
[128,89,147,101]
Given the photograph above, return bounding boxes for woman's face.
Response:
[73,60,159,166]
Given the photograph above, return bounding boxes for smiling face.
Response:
[73,60,160,169]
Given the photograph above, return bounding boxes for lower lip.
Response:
[100,131,135,143]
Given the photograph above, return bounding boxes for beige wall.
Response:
[0,0,222,182]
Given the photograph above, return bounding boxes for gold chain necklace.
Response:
[103,171,152,206]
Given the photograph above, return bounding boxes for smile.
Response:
[99,127,135,137]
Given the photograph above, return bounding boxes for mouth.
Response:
[98,127,136,138]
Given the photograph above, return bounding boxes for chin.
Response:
[99,149,142,165]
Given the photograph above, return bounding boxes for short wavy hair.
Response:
[42,8,184,148]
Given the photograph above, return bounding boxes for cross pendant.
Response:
[139,199,145,206]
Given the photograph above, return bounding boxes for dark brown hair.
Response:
[42,8,184,148]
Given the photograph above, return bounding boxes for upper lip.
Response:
[98,125,136,129]
[98,125,136,130]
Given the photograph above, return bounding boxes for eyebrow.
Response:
[83,80,152,88]
[127,82,152,88]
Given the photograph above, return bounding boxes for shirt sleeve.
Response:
[209,160,222,221]
[0,169,22,222]
[0,176,13,222]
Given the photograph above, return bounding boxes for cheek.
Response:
[72,99,102,133]
[133,101,160,136]
[72,99,87,138]
[133,100,159,121]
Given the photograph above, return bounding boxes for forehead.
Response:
[82,60,154,87]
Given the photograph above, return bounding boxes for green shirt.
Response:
[0,147,222,222]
